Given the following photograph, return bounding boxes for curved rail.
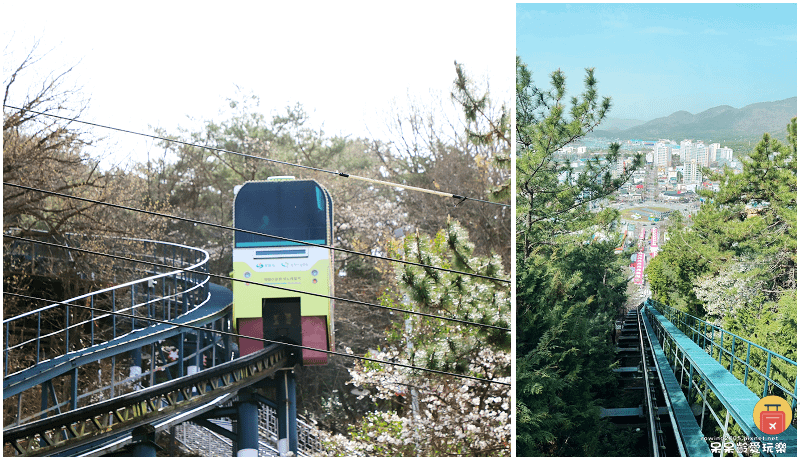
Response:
[3,233,327,457]
[4,344,289,456]
[3,234,215,430]
[4,234,210,378]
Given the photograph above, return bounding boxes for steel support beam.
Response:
[277,369,298,456]
[236,388,260,456]
[130,424,158,457]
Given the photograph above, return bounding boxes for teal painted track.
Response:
[640,306,712,456]
[645,301,797,457]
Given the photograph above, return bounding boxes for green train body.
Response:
[231,177,334,365]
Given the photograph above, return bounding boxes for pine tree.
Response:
[647,118,797,363]
[325,221,511,456]
[323,61,511,456]
[451,61,511,202]
[516,57,641,258]
[515,56,641,455]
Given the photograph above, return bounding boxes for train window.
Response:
[316,187,324,212]
[234,181,328,247]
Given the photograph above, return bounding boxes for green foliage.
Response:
[328,221,510,456]
[515,56,639,455]
[381,64,511,269]
[647,118,797,360]
[327,63,512,455]
[516,239,628,455]
[451,61,511,202]
[516,57,642,258]
[387,220,511,376]
[341,411,415,456]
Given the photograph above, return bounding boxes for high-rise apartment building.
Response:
[708,143,720,163]
[653,142,672,167]
[695,142,709,167]
[684,160,703,184]
[680,139,693,163]
[676,140,730,167]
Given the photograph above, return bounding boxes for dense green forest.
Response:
[3,43,510,455]
[515,56,644,455]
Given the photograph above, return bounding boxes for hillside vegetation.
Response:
[590,97,797,142]
[3,44,511,455]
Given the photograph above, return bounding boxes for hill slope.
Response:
[589,97,797,141]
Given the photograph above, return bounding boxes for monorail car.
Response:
[232,177,334,365]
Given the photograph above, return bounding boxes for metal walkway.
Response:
[4,345,289,456]
[643,299,797,457]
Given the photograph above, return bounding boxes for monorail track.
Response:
[3,344,289,456]
[611,306,697,457]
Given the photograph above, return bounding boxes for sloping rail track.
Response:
[3,234,323,456]
[3,344,289,456]
[643,299,797,457]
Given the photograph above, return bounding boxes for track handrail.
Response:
[3,234,210,380]
[644,300,797,457]
[649,298,797,410]
[636,306,662,456]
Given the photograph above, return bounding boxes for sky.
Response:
[517,2,797,122]
[3,1,513,168]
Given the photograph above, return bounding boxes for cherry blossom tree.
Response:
[323,221,511,456]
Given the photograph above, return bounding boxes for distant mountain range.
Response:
[596,117,647,132]
[588,97,797,142]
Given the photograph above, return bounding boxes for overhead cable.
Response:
[4,292,510,387]
[2,182,510,284]
[3,235,510,333]
[2,105,509,208]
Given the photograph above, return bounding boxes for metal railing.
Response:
[2,234,214,429]
[645,299,797,456]
[636,307,664,456]
[4,345,288,456]
[3,232,328,457]
[649,299,797,411]
[180,402,325,457]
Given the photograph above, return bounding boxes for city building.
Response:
[708,143,720,163]
[680,139,693,163]
[695,142,709,167]
[653,142,671,167]
[684,160,703,184]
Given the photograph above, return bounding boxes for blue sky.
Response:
[517,3,797,121]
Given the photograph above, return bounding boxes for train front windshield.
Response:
[234,181,330,247]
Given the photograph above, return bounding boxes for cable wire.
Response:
[2,104,510,208]
[3,291,510,387]
[2,182,510,284]
[3,235,510,333]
